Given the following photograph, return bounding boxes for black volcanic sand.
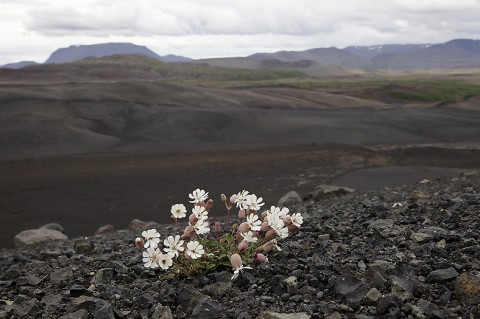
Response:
[0,170,479,318]
[1,145,480,249]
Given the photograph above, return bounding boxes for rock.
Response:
[128,219,148,231]
[40,223,65,233]
[318,234,330,241]
[191,299,224,319]
[178,285,211,312]
[50,268,73,285]
[454,271,480,305]
[410,232,432,242]
[92,268,114,286]
[277,191,303,208]
[284,276,298,294]
[256,311,311,319]
[151,305,173,319]
[417,226,449,237]
[309,185,355,201]
[368,219,394,229]
[326,312,342,319]
[362,288,381,305]
[14,228,68,248]
[59,309,89,319]
[94,225,115,235]
[376,294,402,314]
[390,275,414,300]
[334,274,368,308]
[94,300,115,319]
[426,268,459,283]
[74,239,95,254]
[12,294,41,318]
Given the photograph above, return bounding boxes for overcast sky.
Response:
[1,0,480,64]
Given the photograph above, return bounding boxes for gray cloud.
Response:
[2,0,480,64]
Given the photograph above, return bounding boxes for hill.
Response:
[372,39,480,69]
[1,61,39,69]
[44,42,190,64]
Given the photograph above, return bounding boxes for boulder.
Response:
[306,185,354,201]
[14,228,67,248]
[94,225,115,235]
[277,191,303,208]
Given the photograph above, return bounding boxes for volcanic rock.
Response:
[14,228,67,248]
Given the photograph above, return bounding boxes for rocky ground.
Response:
[1,171,480,319]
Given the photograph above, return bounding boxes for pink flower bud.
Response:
[215,222,221,233]
[230,253,243,270]
[283,216,292,225]
[183,226,195,238]
[260,211,268,220]
[261,221,270,232]
[170,215,177,223]
[238,222,250,233]
[184,251,192,260]
[258,241,274,253]
[189,213,198,225]
[255,253,268,263]
[205,199,213,211]
[238,240,248,252]
[230,194,238,204]
[238,209,246,219]
[221,194,227,202]
[134,237,144,249]
[288,223,299,232]
[265,229,277,241]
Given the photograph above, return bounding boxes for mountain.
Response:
[343,44,432,60]
[249,47,373,69]
[44,43,191,64]
[1,61,39,69]
[372,39,480,69]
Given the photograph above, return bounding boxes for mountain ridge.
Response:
[2,38,480,71]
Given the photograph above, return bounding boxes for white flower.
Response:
[192,206,208,221]
[246,214,262,232]
[142,247,161,268]
[192,219,210,235]
[142,229,160,249]
[266,206,289,226]
[189,188,209,204]
[171,204,187,219]
[163,235,184,258]
[246,194,264,211]
[186,240,204,259]
[230,253,253,280]
[241,231,258,243]
[271,238,282,251]
[156,252,174,270]
[290,213,303,228]
[235,190,250,209]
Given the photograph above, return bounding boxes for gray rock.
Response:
[40,223,65,233]
[256,311,311,319]
[74,239,95,254]
[390,275,414,300]
[50,267,73,285]
[12,294,41,318]
[178,285,211,312]
[368,219,394,229]
[92,268,114,286]
[94,225,115,235]
[362,288,381,305]
[151,305,173,319]
[426,268,459,283]
[334,274,368,307]
[191,299,224,319]
[410,232,432,242]
[14,228,68,248]
[454,271,480,305]
[59,309,89,319]
[309,185,355,201]
[376,294,402,314]
[277,191,303,208]
[94,300,115,319]
[129,219,148,231]
[284,276,298,294]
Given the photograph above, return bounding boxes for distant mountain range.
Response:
[2,39,480,71]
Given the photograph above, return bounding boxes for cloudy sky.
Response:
[1,0,480,64]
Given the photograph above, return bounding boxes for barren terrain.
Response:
[1,58,480,248]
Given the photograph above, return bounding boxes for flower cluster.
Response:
[135,188,303,279]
